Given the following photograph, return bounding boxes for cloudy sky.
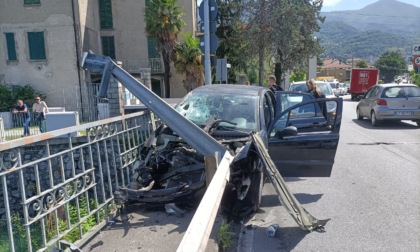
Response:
[322,0,420,12]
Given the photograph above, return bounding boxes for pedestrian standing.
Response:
[32,96,49,133]
[12,100,31,137]
[306,79,323,98]
[268,74,283,92]
[306,79,327,118]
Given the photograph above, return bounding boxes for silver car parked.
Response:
[356,84,420,127]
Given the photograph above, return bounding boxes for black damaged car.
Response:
[114,84,343,219]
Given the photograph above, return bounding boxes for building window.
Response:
[27,32,46,60]
[99,0,113,29]
[147,37,159,59]
[24,0,41,5]
[5,33,17,61]
[101,36,115,59]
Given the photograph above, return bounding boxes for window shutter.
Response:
[101,36,116,59]
[28,32,46,60]
[147,37,159,59]
[5,33,17,61]
[99,0,113,29]
[24,0,41,5]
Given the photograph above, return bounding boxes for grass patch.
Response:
[0,196,112,251]
[217,219,235,251]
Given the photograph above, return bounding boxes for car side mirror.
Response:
[275,126,298,139]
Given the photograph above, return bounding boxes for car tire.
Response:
[371,111,379,127]
[221,163,264,220]
[417,120,420,127]
[242,169,264,213]
[356,108,363,120]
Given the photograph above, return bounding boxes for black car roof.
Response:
[190,84,269,97]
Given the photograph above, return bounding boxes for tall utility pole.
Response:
[203,0,211,85]
[199,0,218,85]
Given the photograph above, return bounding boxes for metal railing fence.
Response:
[2,113,45,140]
[122,58,163,74]
[0,110,159,252]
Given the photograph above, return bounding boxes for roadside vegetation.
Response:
[0,196,115,251]
[408,70,420,86]
[217,219,236,251]
[0,84,45,112]
[146,0,324,89]
[375,50,407,83]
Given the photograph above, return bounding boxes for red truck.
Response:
[350,68,380,100]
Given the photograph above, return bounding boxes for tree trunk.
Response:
[258,47,265,86]
[163,60,171,98]
[162,50,171,98]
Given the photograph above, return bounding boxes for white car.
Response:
[337,83,347,96]
[327,82,340,97]
[289,81,337,113]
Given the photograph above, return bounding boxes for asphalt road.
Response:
[238,95,420,251]
[80,95,419,252]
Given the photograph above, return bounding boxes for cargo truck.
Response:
[350,68,380,100]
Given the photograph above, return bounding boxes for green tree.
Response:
[216,0,250,83]
[144,0,186,98]
[356,59,369,68]
[242,0,277,86]
[0,84,13,111]
[243,0,324,85]
[374,50,406,83]
[289,69,307,82]
[317,55,323,66]
[174,32,204,92]
[0,84,45,112]
[408,69,420,86]
[272,0,324,83]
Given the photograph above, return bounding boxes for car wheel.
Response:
[356,108,363,120]
[417,120,420,127]
[221,164,264,220]
[371,111,379,126]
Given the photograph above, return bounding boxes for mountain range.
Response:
[317,0,420,63]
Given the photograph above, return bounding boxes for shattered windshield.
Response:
[175,93,258,131]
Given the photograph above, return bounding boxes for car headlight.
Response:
[326,101,336,112]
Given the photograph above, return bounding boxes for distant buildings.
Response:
[318,58,379,83]
[318,59,352,83]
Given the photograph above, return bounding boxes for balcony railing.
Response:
[121,58,163,74]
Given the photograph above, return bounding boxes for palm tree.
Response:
[174,33,204,92]
[144,0,186,98]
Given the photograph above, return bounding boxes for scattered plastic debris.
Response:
[165,203,186,217]
[266,224,279,237]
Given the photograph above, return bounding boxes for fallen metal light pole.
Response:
[81,52,227,160]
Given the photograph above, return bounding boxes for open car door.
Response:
[267,92,343,177]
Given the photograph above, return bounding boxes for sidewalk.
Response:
[80,203,225,252]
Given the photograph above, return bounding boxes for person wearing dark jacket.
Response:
[12,99,31,137]
[306,79,327,118]
[268,74,283,92]
[306,79,323,98]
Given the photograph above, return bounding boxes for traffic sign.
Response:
[199,0,218,21]
[412,44,420,56]
[414,55,420,66]
[200,33,218,54]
